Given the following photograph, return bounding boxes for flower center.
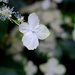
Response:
[32,30,35,33]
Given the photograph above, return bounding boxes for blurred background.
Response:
[0,0,75,75]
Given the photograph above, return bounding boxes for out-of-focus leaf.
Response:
[9,0,25,11]
[58,39,75,59]
[62,24,73,34]
[0,49,25,75]
[0,67,19,75]
[0,20,9,41]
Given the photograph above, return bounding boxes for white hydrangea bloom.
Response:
[15,12,24,23]
[0,5,14,20]
[24,61,37,75]
[17,16,24,22]
[19,13,50,50]
[0,0,8,3]
[41,0,51,10]
[13,54,23,62]
[40,58,66,75]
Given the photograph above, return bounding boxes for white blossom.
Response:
[41,0,51,10]
[13,54,23,62]
[15,12,24,23]
[24,61,37,75]
[19,13,50,50]
[0,0,8,3]
[40,58,66,75]
[0,5,14,20]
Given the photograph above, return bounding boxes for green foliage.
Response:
[58,39,75,59]
[0,19,9,41]
[0,67,19,75]
[0,50,25,75]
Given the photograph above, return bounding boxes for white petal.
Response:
[19,22,31,34]
[24,61,37,75]
[39,64,47,73]
[47,58,59,66]
[45,72,55,75]
[41,0,51,10]
[54,65,66,75]
[34,24,50,40]
[28,13,40,29]
[22,32,39,50]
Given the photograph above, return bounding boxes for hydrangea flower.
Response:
[40,58,66,75]
[0,0,8,3]
[13,54,23,62]
[24,61,37,75]
[15,12,24,23]
[41,0,51,10]
[0,5,14,20]
[19,13,50,50]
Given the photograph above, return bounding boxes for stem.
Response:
[10,18,20,25]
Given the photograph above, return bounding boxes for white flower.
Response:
[13,54,23,62]
[15,12,24,22]
[0,5,14,20]
[19,13,50,50]
[40,58,66,75]
[24,61,37,75]
[0,0,8,3]
[41,0,51,10]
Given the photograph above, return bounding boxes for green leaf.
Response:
[0,50,25,75]
[0,67,19,75]
[58,39,75,59]
[0,19,9,41]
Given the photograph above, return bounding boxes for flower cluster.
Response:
[0,0,8,3]
[0,1,69,75]
[40,58,66,75]
[0,5,14,20]
[0,1,50,50]
[24,61,37,75]
[15,12,24,23]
